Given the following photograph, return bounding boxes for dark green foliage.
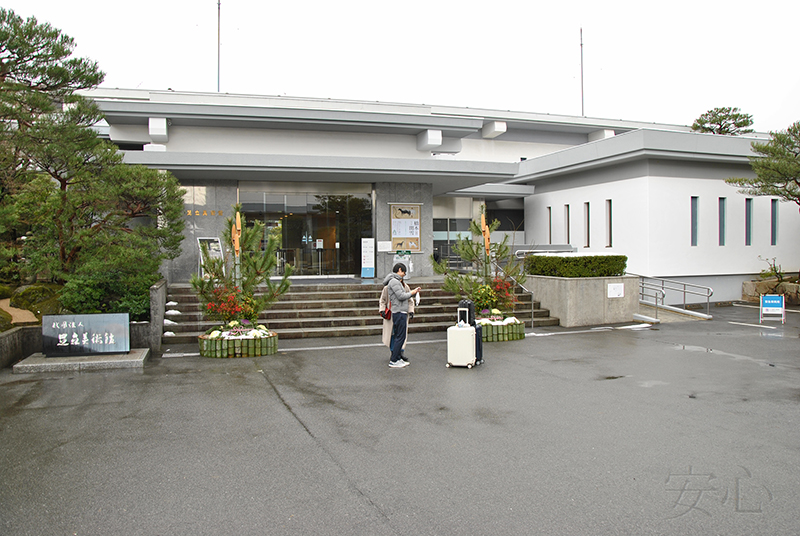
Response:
[726,121,800,211]
[0,8,104,281]
[691,107,754,136]
[0,9,183,319]
[0,308,11,332]
[9,282,63,319]
[0,283,11,299]
[525,255,628,278]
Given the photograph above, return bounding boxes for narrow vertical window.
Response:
[690,196,699,246]
[718,197,726,246]
[605,199,613,247]
[583,202,590,247]
[547,206,552,245]
[771,199,778,245]
[745,198,753,246]
[564,204,570,244]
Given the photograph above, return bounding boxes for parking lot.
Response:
[1,302,799,535]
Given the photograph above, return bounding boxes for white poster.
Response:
[390,204,421,252]
[361,238,375,278]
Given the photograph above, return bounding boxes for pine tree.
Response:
[726,121,800,211]
[691,107,754,136]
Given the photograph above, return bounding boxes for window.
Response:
[605,199,613,247]
[486,209,523,230]
[745,198,753,246]
[547,206,552,244]
[771,199,778,245]
[564,204,570,244]
[690,196,699,246]
[583,202,590,247]
[718,197,726,246]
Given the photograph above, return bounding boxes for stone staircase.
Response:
[162,281,559,344]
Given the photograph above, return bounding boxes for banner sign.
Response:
[43,314,131,357]
[361,238,375,278]
[390,204,421,252]
[760,294,785,324]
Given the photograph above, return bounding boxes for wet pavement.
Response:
[1,302,799,535]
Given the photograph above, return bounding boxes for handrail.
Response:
[629,273,714,317]
[638,282,666,320]
[491,259,534,324]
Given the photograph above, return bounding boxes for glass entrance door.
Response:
[240,183,372,276]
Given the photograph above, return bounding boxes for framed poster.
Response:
[390,204,421,252]
[197,237,223,278]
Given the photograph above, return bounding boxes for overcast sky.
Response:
[7,0,800,132]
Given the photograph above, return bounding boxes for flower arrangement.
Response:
[473,284,496,312]
[199,320,278,358]
[477,308,504,321]
[204,319,271,339]
[204,286,258,324]
[492,277,517,311]
[190,205,292,358]
[430,210,526,317]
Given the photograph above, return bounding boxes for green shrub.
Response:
[10,283,60,310]
[59,271,156,321]
[9,283,64,320]
[0,284,13,300]
[525,255,627,278]
[0,308,12,333]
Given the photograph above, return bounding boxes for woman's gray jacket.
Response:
[383,272,412,314]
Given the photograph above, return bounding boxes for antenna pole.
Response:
[580,28,585,117]
[217,1,221,92]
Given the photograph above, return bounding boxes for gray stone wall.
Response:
[528,274,639,327]
[0,326,41,369]
[374,182,434,281]
[165,181,238,283]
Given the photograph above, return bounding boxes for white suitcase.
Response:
[447,325,476,368]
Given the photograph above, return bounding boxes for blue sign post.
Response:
[759,294,785,324]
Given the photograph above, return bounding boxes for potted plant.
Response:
[190,205,292,357]
[432,211,526,342]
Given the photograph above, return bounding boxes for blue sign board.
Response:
[759,295,785,324]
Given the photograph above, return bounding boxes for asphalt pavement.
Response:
[1,302,799,535]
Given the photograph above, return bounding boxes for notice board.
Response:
[390,204,421,252]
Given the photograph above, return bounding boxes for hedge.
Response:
[524,255,627,278]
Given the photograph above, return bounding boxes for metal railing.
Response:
[631,274,714,317]
[491,259,535,322]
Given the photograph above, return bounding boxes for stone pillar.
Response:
[374,182,434,280]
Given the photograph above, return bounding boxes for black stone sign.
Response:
[43,314,131,357]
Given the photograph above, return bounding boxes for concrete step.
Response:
[163,315,561,343]
[161,282,557,343]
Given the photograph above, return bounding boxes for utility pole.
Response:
[580,28,585,117]
[217,0,221,92]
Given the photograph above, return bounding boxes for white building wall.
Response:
[457,138,575,163]
[165,127,425,158]
[525,175,800,302]
[112,125,579,164]
[646,177,800,278]
[524,177,651,271]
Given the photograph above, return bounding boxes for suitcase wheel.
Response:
[467,364,472,369]
[446,363,451,368]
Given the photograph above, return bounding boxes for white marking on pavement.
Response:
[528,324,649,337]
[279,339,445,352]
